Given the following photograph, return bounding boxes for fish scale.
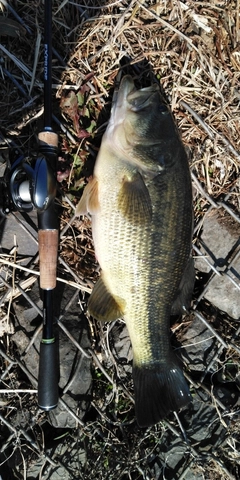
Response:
[77,75,194,427]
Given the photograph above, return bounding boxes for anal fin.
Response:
[171,256,195,316]
[88,274,125,321]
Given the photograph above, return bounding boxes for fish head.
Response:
[105,75,180,173]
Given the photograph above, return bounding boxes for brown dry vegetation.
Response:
[0,1,240,479]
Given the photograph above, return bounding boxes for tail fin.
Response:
[132,359,191,428]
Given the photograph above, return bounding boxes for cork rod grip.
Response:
[38,229,58,289]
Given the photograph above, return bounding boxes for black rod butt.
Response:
[38,339,59,411]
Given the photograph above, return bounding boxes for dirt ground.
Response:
[0,1,240,479]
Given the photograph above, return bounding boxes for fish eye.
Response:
[159,104,168,113]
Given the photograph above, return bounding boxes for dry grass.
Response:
[0,1,240,479]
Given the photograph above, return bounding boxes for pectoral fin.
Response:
[88,275,125,321]
[118,172,152,224]
[171,256,195,315]
[76,177,99,215]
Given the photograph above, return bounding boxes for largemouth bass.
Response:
[77,75,194,427]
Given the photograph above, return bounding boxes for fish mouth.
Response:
[116,76,159,112]
[113,76,136,109]
[111,76,159,122]
[109,75,136,126]
[118,75,136,98]
[109,76,161,139]
[127,84,159,112]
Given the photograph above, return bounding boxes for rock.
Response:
[194,208,240,319]
[180,315,217,372]
[0,210,38,261]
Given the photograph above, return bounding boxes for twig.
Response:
[0,389,37,393]
[180,100,240,161]
[0,0,32,34]
[52,114,77,144]
[29,28,41,95]
[194,311,228,348]
[139,1,199,53]
[0,259,92,293]
[191,172,218,208]
[0,44,38,80]
[2,67,29,98]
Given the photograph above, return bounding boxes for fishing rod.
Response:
[37,0,59,410]
[0,0,59,410]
